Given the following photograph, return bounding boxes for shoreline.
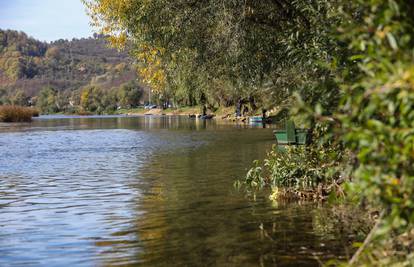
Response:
[35,111,258,124]
[120,107,280,123]
[33,106,285,124]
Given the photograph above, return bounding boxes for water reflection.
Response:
[129,130,355,266]
[0,116,358,266]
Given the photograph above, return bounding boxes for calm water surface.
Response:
[0,115,356,266]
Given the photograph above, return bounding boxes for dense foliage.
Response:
[0,29,144,113]
[337,1,414,264]
[84,0,343,112]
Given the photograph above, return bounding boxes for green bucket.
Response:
[295,129,308,145]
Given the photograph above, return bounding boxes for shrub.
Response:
[241,119,348,200]
[0,105,39,122]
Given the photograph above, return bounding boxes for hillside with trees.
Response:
[0,29,145,113]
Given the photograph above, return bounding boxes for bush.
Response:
[240,118,348,200]
[0,105,39,122]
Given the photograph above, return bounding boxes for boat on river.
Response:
[249,116,263,123]
[200,114,214,120]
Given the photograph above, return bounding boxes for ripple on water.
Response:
[0,128,205,266]
[0,118,360,266]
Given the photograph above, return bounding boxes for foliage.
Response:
[9,89,28,106]
[83,0,344,111]
[243,160,264,188]
[118,80,143,108]
[36,87,59,114]
[0,88,6,105]
[265,145,337,189]
[332,1,414,264]
[241,133,347,202]
[0,105,38,122]
[0,29,141,113]
[0,30,46,80]
[252,0,414,264]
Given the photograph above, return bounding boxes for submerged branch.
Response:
[349,210,385,266]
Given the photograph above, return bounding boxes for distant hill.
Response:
[0,29,144,112]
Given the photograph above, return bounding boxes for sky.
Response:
[0,0,94,42]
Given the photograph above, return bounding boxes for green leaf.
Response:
[386,32,398,51]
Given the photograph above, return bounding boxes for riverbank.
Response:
[116,106,202,116]
[116,106,287,123]
[33,105,288,125]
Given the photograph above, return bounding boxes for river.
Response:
[0,115,358,266]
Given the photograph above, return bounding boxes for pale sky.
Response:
[0,0,94,42]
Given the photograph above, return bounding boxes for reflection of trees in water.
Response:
[94,128,362,266]
[133,130,276,266]
[310,204,371,255]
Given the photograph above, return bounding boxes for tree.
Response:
[80,86,114,113]
[118,81,142,108]
[83,0,342,110]
[45,47,60,59]
[0,88,8,105]
[0,28,138,108]
[37,87,59,113]
[101,89,118,112]
[11,89,28,106]
[80,86,94,111]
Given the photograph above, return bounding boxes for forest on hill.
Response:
[0,29,145,113]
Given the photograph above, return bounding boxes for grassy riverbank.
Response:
[45,106,207,117]
[0,105,39,122]
[115,106,201,116]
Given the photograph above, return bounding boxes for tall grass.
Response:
[0,105,39,122]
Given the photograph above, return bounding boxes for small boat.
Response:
[249,116,263,123]
[201,114,214,120]
[273,120,309,145]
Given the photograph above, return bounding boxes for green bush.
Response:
[243,1,414,264]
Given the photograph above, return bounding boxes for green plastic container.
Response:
[273,130,288,144]
[273,121,309,146]
[295,129,309,145]
[286,121,296,144]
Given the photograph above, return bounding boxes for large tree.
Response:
[83,0,343,109]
